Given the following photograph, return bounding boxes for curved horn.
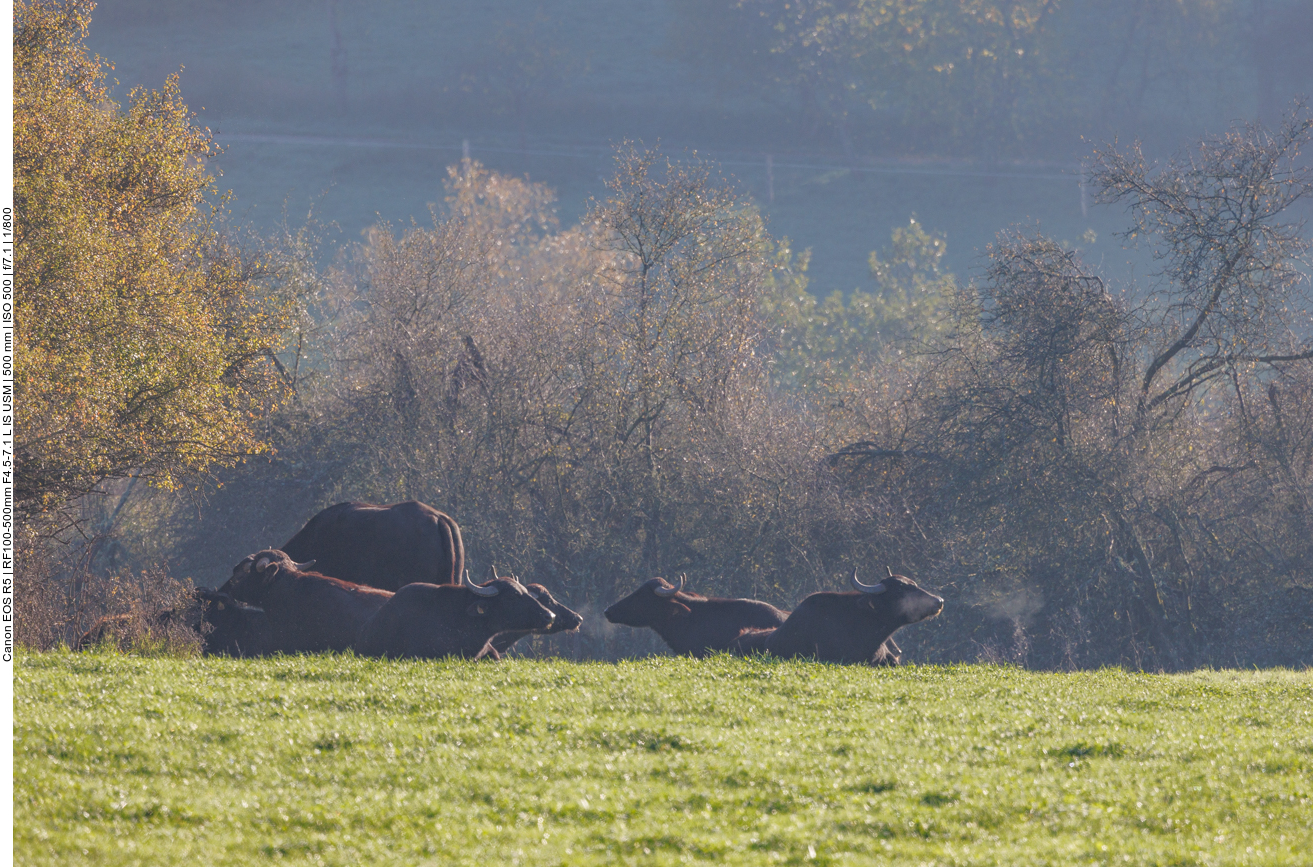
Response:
[851,568,887,595]
[464,569,499,597]
[653,574,685,598]
[295,559,316,572]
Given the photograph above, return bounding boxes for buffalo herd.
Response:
[80,499,943,665]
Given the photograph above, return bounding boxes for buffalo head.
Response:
[603,575,692,626]
[221,549,316,603]
[850,567,943,626]
[462,571,556,631]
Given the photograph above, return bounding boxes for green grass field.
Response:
[15,652,1311,866]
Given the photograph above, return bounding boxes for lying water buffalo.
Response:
[485,576,584,658]
[75,587,271,657]
[733,626,902,665]
[604,575,789,657]
[733,569,941,664]
[356,572,557,659]
[279,500,465,591]
[221,549,393,654]
[193,589,273,657]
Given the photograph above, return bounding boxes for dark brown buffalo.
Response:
[75,588,272,657]
[734,569,941,664]
[733,626,902,665]
[220,548,309,591]
[356,573,557,659]
[728,626,773,656]
[603,575,789,657]
[486,580,584,658]
[279,500,465,591]
[221,549,393,654]
[193,589,274,657]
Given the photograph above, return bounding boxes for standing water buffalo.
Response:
[603,575,789,657]
[221,549,393,654]
[733,569,942,664]
[356,572,557,659]
[279,501,465,591]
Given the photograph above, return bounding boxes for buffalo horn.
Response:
[653,574,685,598]
[465,569,500,597]
[851,568,888,594]
[295,559,316,571]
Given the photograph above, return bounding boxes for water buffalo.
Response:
[75,588,272,657]
[221,549,393,654]
[356,572,557,659]
[278,500,465,591]
[485,575,584,657]
[732,627,902,665]
[603,575,789,657]
[192,589,273,657]
[220,548,313,593]
[735,569,941,664]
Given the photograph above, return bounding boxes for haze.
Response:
[83,1,1313,292]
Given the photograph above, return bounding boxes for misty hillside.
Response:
[83,0,1313,292]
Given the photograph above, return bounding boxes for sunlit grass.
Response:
[15,651,1312,865]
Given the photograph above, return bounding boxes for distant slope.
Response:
[81,2,1175,293]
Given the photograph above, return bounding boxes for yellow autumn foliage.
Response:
[14,0,296,524]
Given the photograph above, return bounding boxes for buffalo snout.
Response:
[906,591,944,624]
[524,584,583,634]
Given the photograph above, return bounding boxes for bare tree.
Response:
[1092,105,1313,429]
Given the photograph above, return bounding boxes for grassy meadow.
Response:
[15,651,1312,866]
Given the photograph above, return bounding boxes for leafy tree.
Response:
[14,0,297,529]
[764,218,955,389]
[670,0,1062,154]
[592,148,768,442]
[668,1,1302,157]
[864,218,957,342]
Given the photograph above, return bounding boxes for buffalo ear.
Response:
[466,602,489,617]
[671,601,693,618]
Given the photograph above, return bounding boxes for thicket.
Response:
[16,2,1313,668]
